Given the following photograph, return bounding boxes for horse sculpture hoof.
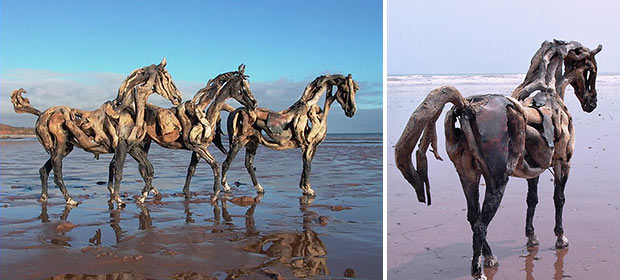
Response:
[255,184,265,193]
[66,197,78,206]
[67,197,78,206]
[471,255,484,279]
[555,235,569,249]
[110,195,125,208]
[526,234,540,248]
[302,187,316,197]
[222,183,232,193]
[483,254,499,267]
[137,193,147,204]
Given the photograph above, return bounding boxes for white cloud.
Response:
[1,69,382,133]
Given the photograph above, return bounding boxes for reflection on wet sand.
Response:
[2,135,381,279]
[88,229,101,245]
[33,194,333,279]
[183,200,194,223]
[509,247,569,280]
[38,203,76,247]
[137,203,152,230]
[244,196,259,237]
[524,247,538,280]
[109,208,123,243]
[240,196,329,278]
[39,203,75,223]
[39,203,49,223]
[554,248,569,280]
[44,272,145,280]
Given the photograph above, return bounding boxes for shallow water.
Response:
[0,133,382,279]
[388,74,620,279]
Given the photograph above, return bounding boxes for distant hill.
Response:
[0,123,35,138]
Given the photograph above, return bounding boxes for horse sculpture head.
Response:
[221,64,258,110]
[335,74,359,118]
[564,43,602,113]
[117,57,183,106]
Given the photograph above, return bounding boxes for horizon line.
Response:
[388,71,620,76]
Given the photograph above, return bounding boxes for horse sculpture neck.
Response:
[288,75,350,116]
[204,76,242,126]
[511,40,590,101]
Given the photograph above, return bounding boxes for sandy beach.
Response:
[387,74,620,279]
[0,133,382,279]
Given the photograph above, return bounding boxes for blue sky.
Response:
[388,0,618,75]
[1,0,382,132]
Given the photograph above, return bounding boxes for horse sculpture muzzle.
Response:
[583,95,597,112]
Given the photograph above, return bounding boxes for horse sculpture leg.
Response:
[107,157,116,195]
[111,140,128,207]
[460,172,499,270]
[39,159,53,201]
[130,146,158,203]
[221,139,243,193]
[183,151,200,198]
[195,148,222,197]
[51,145,77,206]
[300,144,317,196]
[244,140,264,193]
[553,161,570,248]
[525,176,540,247]
[470,176,508,279]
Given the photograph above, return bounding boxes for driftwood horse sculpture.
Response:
[394,40,601,279]
[10,59,182,206]
[113,65,258,202]
[221,74,359,196]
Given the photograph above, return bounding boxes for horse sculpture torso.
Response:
[394,40,601,279]
[220,74,359,196]
[10,59,183,206]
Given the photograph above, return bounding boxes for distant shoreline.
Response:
[0,132,380,140]
[387,72,620,76]
[0,134,37,139]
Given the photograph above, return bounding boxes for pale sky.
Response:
[1,1,382,133]
[388,0,619,75]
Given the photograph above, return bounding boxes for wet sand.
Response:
[388,75,620,279]
[0,133,382,279]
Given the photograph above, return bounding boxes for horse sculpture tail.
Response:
[213,118,227,155]
[10,89,42,116]
[227,108,245,150]
[394,86,467,205]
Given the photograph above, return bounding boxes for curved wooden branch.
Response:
[394,86,466,205]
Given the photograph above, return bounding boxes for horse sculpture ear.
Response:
[591,45,602,56]
[238,64,246,74]
[159,57,167,68]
